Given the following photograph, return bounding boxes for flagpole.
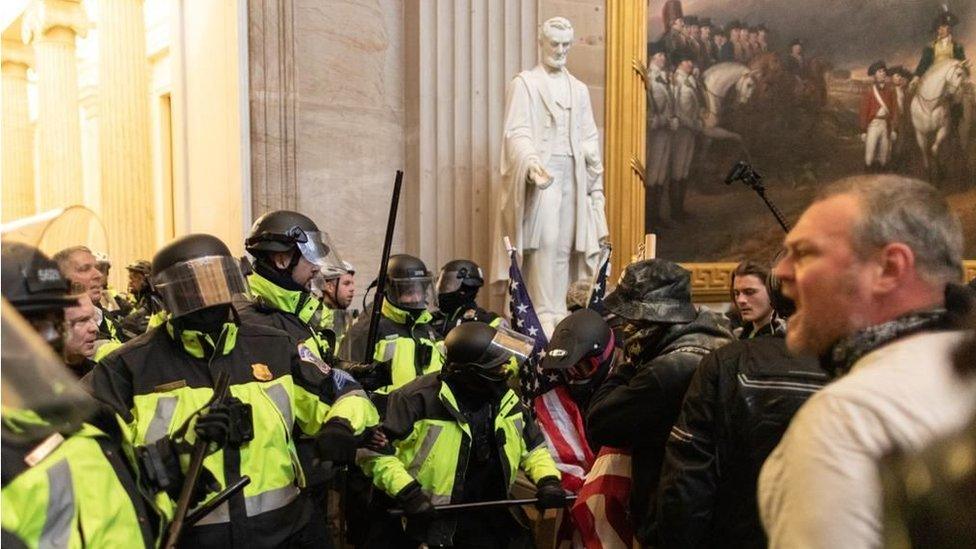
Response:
[585,245,611,307]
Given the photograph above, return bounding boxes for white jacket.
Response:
[758,330,976,549]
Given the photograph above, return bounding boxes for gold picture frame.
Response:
[602,1,976,302]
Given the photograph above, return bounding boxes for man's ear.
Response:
[873,242,914,294]
[271,251,291,270]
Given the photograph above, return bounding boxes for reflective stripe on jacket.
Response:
[87,319,378,543]
[359,374,559,503]
[1,424,155,548]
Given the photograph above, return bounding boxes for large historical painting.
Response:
[644,0,975,263]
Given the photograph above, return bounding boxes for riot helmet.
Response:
[387,254,436,312]
[151,234,248,319]
[443,322,535,383]
[245,210,346,279]
[1,299,96,444]
[435,259,484,316]
[541,308,615,382]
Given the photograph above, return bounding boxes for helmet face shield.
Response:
[152,255,248,318]
[296,230,346,279]
[388,276,436,311]
[1,300,95,443]
[488,325,536,367]
[436,265,484,295]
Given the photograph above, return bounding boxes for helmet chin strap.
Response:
[255,251,305,293]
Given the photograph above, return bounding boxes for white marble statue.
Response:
[491,16,609,336]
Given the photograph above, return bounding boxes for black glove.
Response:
[194,405,232,448]
[315,420,358,465]
[395,481,435,520]
[135,437,220,507]
[535,476,567,510]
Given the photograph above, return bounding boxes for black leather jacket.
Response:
[656,335,828,548]
[586,308,733,544]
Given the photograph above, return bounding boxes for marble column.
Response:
[1,38,35,222]
[22,0,89,211]
[97,0,154,264]
[403,0,537,311]
[248,0,298,216]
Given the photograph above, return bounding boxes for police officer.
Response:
[120,259,167,339]
[241,210,379,546]
[358,322,567,548]
[340,254,444,404]
[241,210,347,359]
[0,241,162,547]
[314,260,357,348]
[431,259,502,338]
[87,233,379,547]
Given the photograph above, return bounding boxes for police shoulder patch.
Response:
[462,308,477,320]
[298,342,331,375]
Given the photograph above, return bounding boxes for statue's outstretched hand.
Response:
[528,163,554,189]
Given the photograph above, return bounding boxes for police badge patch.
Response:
[251,363,273,381]
[298,343,331,375]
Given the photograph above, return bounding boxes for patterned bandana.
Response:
[824,309,950,377]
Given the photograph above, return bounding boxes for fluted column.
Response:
[1,38,35,222]
[96,0,153,265]
[404,0,538,311]
[22,0,89,211]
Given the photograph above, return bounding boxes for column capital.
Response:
[1,39,34,68]
[22,0,91,45]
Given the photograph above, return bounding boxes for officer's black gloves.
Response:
[534,476,568,510]
[395,481,435,520]
[315,420,358,465]
[135,436,220,507]
[194,404,232,447]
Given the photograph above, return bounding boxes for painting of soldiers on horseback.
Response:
[645,0,975,262]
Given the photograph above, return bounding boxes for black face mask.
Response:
[438,288,477,317]
[175,304,233,339]
[444,366,509,399]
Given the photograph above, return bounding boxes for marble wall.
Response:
[293,0,406,295]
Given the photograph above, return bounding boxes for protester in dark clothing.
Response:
[586,259,733,544]
[541,308,620,412]
[656,330,828,548]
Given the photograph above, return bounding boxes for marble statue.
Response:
[491,16,609,336]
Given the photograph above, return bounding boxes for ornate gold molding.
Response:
[604,0,646,278]
[682,260,976,303]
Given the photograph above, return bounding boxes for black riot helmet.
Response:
[1,241,77,315]
[443,322,535,383]
[245,210,345,279]
[541,308,615,381]
[386,254,436,311]
[436,259,485,295]
[151,234,248,319]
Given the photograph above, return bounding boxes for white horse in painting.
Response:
[702,62,758,136]
[697,62,758,166]
[911,59,970,178]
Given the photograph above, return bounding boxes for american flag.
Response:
[507,247,594,492]
[586,245,612,314]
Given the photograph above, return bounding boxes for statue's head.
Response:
[539,17,574,70]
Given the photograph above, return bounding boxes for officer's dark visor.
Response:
[152,255,248,318]
[436,266,484,295]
